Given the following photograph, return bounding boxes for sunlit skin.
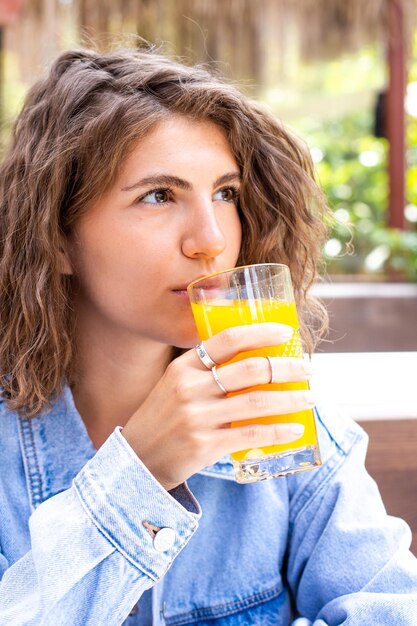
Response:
[65,117,242,445]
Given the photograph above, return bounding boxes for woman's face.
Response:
[66,116,242,349]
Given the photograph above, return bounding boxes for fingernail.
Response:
[289,423,304,436]
[279,325,293,341]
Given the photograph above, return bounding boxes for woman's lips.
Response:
[171,288,190,301]
[187,276,223,290]
[172,274,223,301]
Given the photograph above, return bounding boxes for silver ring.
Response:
[195,343,217,369]
[266,356,276,384]
[211,366,228,395]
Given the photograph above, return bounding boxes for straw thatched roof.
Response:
[77,0,417,61]
[5,0,417,88]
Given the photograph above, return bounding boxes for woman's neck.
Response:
[71,327,173,450]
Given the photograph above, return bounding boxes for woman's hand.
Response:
[121,323,315,491]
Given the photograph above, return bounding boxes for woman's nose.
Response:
[181,204,227,260]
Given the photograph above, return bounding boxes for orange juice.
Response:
[191,300,318,462]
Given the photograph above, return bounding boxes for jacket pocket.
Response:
[163,581,290,626]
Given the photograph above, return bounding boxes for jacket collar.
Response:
[17,387,96,508]
[199,455,236,481]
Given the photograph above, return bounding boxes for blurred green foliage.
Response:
[263,38,417,282]
[282,37,417,282]
[300,110,417,280]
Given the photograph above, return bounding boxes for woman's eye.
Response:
[140,189,172,204]
[213,187,239,203]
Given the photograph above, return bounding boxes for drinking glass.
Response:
[187,263,321,483]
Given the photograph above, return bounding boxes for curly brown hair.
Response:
[0,46,329,417]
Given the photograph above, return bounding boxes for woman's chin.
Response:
[172,337,200,350]
[170,329,200,350]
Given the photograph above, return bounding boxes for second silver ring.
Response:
[266,355,276,384]
[211,365,228,395]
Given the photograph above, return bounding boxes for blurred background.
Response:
[3,0,417,282]
[1,0,417,551]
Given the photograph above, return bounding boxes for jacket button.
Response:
[153,527,176,552]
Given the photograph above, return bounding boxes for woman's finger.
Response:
[207,388,316,424]
[215,420,306,456]
[213,356,312,393]
[193,323,294,368]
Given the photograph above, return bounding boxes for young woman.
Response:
[0,47,416,626]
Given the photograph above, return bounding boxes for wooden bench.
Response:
[358,418,417,556]
[312,282,417,352]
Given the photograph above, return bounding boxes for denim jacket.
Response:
[0,387,416,626]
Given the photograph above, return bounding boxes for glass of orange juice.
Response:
[187,263,321,483]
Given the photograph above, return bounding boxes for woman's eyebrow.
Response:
[121,175,191,192]
[214,172,241,187]
[121,171,241,193]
